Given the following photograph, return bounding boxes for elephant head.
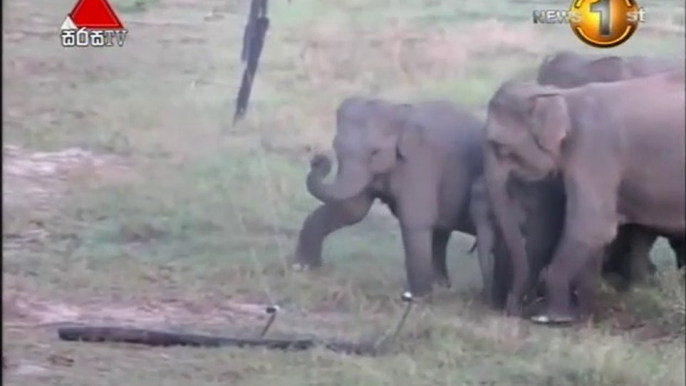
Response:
[485,82,569,182]
[537,51,680,89]
[482,81,571,312]
[306,97,416,203]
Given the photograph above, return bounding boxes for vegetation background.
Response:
[3,0,685,385]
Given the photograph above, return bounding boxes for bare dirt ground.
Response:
[3,0,685,385]
[2,145,280,331]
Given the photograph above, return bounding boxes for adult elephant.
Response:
[513,52,684,292]
[292,97,486,296]
[483,68,685,323]
[471,53,683,314]
[535,52,684,288]
[471,176,683,312]
[536,50,681,88]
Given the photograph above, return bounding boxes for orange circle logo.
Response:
[569,0,642,48]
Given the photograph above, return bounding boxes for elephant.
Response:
[471,173,636,310]
[483,67,685,323]
[292,97,487,296]
[536,50,681,89]
[470,174,681,313]
[470,53,683,316]
[532,51,683,280]
[469,175,561,308]
[602,226,686,288]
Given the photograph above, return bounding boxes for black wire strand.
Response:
[234,0,271,124]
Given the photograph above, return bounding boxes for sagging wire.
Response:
[223,0,298,337]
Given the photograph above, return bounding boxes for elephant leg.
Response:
[603,226,657,290]
[401,226,434,296]
[292,194,374,269]
[491,237,513,309]
[468,178,500,304]
[431,229,452,288]
[473,218,497,305]
[518,178,566,305]
[602,226,634,291]
[537,238,609,324]
[626,230,658,285]
[534,180,618,324]
[522,217,564,304]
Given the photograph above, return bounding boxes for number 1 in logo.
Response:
[589,0,611,36]
[569,0,642,48]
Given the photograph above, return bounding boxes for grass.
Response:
[3,0,685,385]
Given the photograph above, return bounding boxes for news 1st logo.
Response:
[532,0,646,48]
[60,0,128,48]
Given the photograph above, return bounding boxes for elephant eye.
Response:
[491,142,521,164]
[490,141,507,159]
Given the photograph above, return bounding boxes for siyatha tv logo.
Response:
[60,0,128,48]
[533,0,646,48]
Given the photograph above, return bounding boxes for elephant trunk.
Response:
[484,149,530,300]
[307,155,371,203]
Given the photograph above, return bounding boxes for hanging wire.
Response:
[233,0,271,124]
[232,0,295,124]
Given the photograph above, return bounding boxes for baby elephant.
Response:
[292,97,485,296]
[469,175,564,308]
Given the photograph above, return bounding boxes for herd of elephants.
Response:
[285,50,685,325]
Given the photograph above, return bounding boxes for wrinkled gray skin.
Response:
[473,52,683,316]
[469,175,561,307]
[470,173,615,314]
[484,68,685,323]
[471,175,683,313]
[535,52,684,283]
[476,52,683,318]
[292,97,485,296]
[536,51,682,89]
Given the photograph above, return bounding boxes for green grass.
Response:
[3,0,685,385]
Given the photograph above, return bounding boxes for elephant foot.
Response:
[407,273,435,298]
[407,283,434,299]
[291,262,315,271]
[530,308,577,326]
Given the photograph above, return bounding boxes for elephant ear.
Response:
[529,93,569,158]
[397,116,424,159]
[586,56,630,82]
[369,103,412,172]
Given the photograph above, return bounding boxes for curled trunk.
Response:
[307,156,371,203]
